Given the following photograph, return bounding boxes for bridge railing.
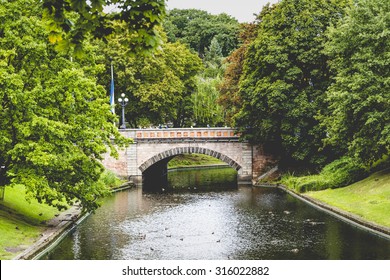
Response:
[120,127,239,140]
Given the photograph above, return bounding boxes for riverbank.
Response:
[275,169,390,239]
[0,185,62,260]
[15,182,135,260]
[13,204,84,260]
[0,171,131,260]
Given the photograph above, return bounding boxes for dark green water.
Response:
[44,167,390,260]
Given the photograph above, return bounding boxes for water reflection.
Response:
[45,167,390,260]
[167,166,238,191]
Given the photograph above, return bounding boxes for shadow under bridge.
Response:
[140,147,242,192]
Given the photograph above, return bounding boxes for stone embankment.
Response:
[14,205,83,260]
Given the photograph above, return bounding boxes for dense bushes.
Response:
[282,157,368,193]
[98,170,124,189]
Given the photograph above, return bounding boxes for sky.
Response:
[166,0,279,23]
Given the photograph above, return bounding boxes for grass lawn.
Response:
[306,169,390,228]
[168,154,226,169]
[0,185,61,260]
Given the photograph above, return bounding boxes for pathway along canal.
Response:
[43,167,390,259]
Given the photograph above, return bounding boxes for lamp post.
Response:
[118,93,129,129]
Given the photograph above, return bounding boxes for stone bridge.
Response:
[102,128,276,190]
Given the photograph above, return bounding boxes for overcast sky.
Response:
[166,0,279,23]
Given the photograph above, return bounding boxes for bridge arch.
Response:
[102,128,276,186]
[139,146,242,173]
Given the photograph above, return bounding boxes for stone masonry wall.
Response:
[101,148,129,179]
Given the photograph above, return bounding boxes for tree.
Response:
[203,37,225,78]
[205,37,223,66]
[321,0,390,164]
[164,9,240,57]
[193,77,224,127]
[0,0,127,211]
[234,0,350,166]
[100,24,202,127]
[134,41,202,127]
[41,0,166,54]
[218,23,259,125]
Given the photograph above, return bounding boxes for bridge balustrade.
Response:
[121,128,239,141]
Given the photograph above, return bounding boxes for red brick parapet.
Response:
[120,128,239,140]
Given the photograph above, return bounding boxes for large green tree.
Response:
[101,24,202,127]
[321,0,390,164]
[234,0,350,166]
[0,0,127,211]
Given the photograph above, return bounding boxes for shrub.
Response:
[99,170,123,189]
[282,157,368,193]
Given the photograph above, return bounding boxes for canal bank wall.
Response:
[13,205,84,260]
[273,184,390,241]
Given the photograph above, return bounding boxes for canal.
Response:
[44,167,390,260]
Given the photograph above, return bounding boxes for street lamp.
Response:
[118,93,129,129]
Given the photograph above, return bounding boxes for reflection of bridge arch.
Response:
[139,146,242,173]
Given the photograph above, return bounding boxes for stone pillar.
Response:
[126,142,142,185]
[237,143,253,184]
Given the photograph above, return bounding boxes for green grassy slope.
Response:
[306,169,390,228]
[0,185,60,260]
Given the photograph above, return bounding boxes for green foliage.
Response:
[203,37,224,78]
[163,8,242,127]
[0,0,128,212]
[205,37,223,65]
[192,77,224,127]
[41,0,166,55]
[234,0,351,166]
[370,155,390,173]
[98,170,123,189]
[282,157,368,193]
[164,9,240,57]
[321,0,390,165]
[101,24,202,127]
[218,23,259,125]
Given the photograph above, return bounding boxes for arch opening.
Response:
[140,147,242,192]
[140,147,242,173]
